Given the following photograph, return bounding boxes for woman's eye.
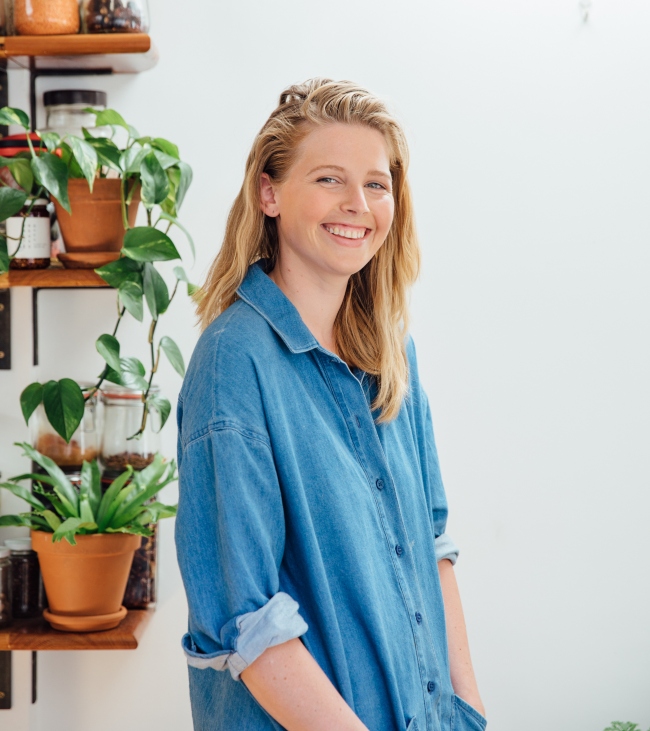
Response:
[367,182,387,191]
[317,177,338,184]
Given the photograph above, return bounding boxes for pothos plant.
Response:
[0,443,177,545]
[0,105,197,443]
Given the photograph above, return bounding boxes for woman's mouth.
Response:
[322,223,369,242]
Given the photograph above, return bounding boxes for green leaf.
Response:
[175,161,193,210]
[42,378,85,444]
[0,106,30,129]
[152,138,179,159]
[0,514,37,528]
[80,459,102,518]
[41,510,62,531]
[39,131,61,153]
[188,283,200,297]
[96,333,121,372]
[122,227,181,262]
[120,357,148,390]
[16,441,79,515]
[66,136,98,192]
[6,158,34,193]
[143,262,169,319]
[95,256,143,287]
[147,393,171,432]
[120,144,148,175]
[106,523,152,536]
[159,335,185,377]
[83,135,122,172]
[96,466,133,531]
[152,149,179,170]
[31,152,70,213]
[103,365,123,386]
[140,151,169,207]
[20,382,44,424]
[0,187,28,221]
[158,212,195,264]
[111,456,175,528]
[52,517,97,544]
[118,280,144,322]
[32,483,75,519]
[0,235,7,274]
[89,108,129,130]
[0,481,46,510]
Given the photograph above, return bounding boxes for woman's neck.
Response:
[268,252,348,357]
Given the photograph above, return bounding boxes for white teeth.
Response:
[325,226,366,239]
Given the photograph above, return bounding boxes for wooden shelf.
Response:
[0,33,157,73]
[0,264,110,289]
[0,609,154,651]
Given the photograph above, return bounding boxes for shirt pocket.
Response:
[406,717,419,731]
[451,694,487,731]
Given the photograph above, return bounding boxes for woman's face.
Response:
[261,122,395,281]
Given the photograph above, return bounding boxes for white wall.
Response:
[1,1,649,729]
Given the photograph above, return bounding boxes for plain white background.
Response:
[1,1,649,729]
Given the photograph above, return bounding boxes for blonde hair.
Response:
[197,78,420,421]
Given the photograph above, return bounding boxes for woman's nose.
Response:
[341,185,370,215]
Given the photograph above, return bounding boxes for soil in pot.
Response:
[53,178,140,253]
[31,530,140,632]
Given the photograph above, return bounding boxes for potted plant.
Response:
[0,103,197,454]
[0,443,177,631]
[604,724,650,731]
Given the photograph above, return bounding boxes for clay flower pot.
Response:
[31,530,141,632]
[53,178,141,253]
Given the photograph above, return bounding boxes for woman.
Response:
[175,78,485,731]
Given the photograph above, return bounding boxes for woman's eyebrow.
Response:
[307,164,391,180]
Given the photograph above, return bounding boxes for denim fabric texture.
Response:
[175,261,484,731]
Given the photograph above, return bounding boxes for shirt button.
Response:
[427,681,435,694]
[375,478,384,490]
[415,612,422,624]
[395,544,403,556]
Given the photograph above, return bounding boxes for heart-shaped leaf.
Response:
[6,158,34,194]
[66,136,98,191]
[120,357,148,391]
[96,333,121,372]
[32,153,70,213]
[20,381,43,424]
[147,393,171,432]
[159,335,185,377]
[0,187,28,222]
[0,106,29,129]
[140,151,169,207]
[123,227,180,262]
[152,138,179,159]
[42,379,85,443]
[175,160,193,210]
[143,263,169,319]
[39,131,61,153]
[118,280,144,322]
[95,256,143,287]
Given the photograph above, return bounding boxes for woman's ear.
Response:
[260,173,280,217]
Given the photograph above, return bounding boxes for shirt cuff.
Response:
[181,591,309,680]
[435,533,459,565]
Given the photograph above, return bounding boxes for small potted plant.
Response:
[0,443,177,632]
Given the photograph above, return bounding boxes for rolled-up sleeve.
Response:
[175,422,308,680]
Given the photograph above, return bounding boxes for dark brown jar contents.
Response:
[103,451,155,471]
[84,0,145,33]
[123,525,157,609]
[6,540,44,619]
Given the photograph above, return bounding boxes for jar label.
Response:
[7,217,51,259]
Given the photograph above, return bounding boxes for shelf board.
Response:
[0,33,157,73]
[0,609,154,651]
[0,265,110,289]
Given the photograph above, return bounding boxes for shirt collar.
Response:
[236,260,320,354]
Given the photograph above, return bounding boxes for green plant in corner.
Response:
[0,105,198,445]
[0,443,177,545]
[604,723,650,731]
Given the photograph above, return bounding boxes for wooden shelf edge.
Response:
[0,33,151,58]
[0,609,155,651]
[0,267,111,289]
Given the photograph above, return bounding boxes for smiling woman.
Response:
[176,79,485,731]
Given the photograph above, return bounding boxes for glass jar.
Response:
[0,547,12,628]
[123,523,157,609]
[44,89,107,138]
[30,385,99,468]
[7,0,81,35]
[8,199,50,270]
[100,384,160,471]
[82,0,149,33]
[5,538,44,619]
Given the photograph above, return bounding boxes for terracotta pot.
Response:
[31,530,140,631]
[53,178,141,253]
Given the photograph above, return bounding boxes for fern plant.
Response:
[604,723,650,731]
[0,442,176,545]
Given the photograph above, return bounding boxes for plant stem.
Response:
[82,305,126,398]
[120,178,129,230]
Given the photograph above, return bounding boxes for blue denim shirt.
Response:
[175,261,486,731]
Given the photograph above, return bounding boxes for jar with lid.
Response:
[5,0,81,35]
[44,89,108,138]
[100,384,161,472]
[5,538,44,619]
[82,0,149,33]
[30,384,99,468]
[7,199,51,270]
[0,547,12,628]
